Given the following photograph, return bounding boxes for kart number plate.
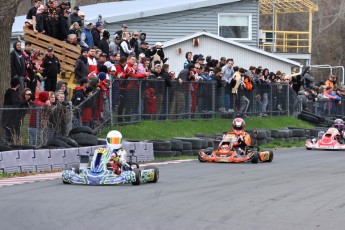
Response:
[217,158,228,162]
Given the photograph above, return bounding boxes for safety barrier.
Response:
[0,141,154,173]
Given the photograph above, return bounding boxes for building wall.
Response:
[162,35,296,74]
[104,0,259,48]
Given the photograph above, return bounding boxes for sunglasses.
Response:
[25,93,32,96]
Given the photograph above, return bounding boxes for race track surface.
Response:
[0,147,344,230]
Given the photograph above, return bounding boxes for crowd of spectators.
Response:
[2,0,344,146]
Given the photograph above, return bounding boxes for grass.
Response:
[100,116,313,140]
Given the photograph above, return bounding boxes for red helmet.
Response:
[232,118,245,131]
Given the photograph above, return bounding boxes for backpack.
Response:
[244,78,253,91]
[230,78,237,88]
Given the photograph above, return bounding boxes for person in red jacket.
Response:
[115,56,128,122]
[125,56,149,121]
[29,91,50,145]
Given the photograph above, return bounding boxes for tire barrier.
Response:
[0,140,154,173]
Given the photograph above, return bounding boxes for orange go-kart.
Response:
[198,132,273,164]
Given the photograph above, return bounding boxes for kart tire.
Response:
[70,133,98,146]
[300,110,325,122]
[182,142,192,150]
[198,153,206,162]
[174,138,202,150]
[297,113,319,124]
[271,130,279,138]
[143,166,159,183]
[0,146,13,152]
[251,152,259,164]
[149,140,171,151]
[69,126,94,135]
[56,136,79,147]
[292,129,305,137]
[170,139,183,151]
[47,139,72,148]
[181,150,193,156]
[261,150,274,162]
[132,168,141,185]
[153,151,175,157]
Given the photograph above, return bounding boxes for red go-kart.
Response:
[198,132,273,164]
[306,127,345,150]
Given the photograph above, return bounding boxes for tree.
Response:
[0,0,24,105]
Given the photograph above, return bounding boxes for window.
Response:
[218,14,252,40]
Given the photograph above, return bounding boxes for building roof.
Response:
[12,0,240,33]
[162,31,302,67]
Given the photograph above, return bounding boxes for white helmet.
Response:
[106,130,123,150]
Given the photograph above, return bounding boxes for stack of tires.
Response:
[297,110,332,127]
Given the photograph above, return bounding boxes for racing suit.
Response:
[109,149,127,175]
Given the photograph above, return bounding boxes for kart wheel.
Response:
[198,152,206,162]
[251,152,259,164]
[143,166,159,183]
[306,147,312,150]
[267,150,274,162]
[132,168,141,185]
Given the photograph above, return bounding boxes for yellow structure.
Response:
[259,0,318,54]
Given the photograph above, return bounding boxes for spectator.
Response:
[222,58,234,112]
[302,66,314,90]
[68,22,82,42]
[35,4,45,33]
[325,75,337,90]
[109,35,121,54]
[92,22,103,47]
[22,42,39,100]
[115,24,128,39]
[138,32,147,46]
[87,48,97,74]
[65,34,78,46]
[70,6,82,27]
[148,42,168,68]
[25,0,41,32]
[184,52,192,69]
[116,56,130,122]
[98,30,110,55]
[160,64,172,119]
[74,47,90,80]
[119,32,132,58]
[138,41,149,57]
[56,81,69,103]
[212,66,224,112]
[58,9,70,41]
[219,57,226,68]
[108,52,120,65]
[80,22,94,49]
[78,11,85,27]
[1,78,23,144]
[71,78,89,126]
[231,67,242,114]
[42,47,60,92]
[10,41,26,91]
[130,31,140,57]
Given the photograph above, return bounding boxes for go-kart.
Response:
[306,127,345,150]
[198,132,273,163]
[62,148,159,185]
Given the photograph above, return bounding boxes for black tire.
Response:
[181,150,193,156]
[56,136,79,147]
[170,139,183,151]
[271,130,279,138]
[70,133,98,146]
[198,152,206,162]
[143,166,159,183]
[297,113,320,124]
[292,129,305,137]
[207,139,214,148]
[282,130,289,138]
[257,139,267,146]
[40,145,64,149]
[182,142,192,150]
[153,151,175,157]
[298,137,307,141]
[251,152,259,164]
[148,140,171,151]
[266,138,274,143]
[276,138,285,142]
[300,110,325,122]
[0,146,13,152]
[174,138,202,150]
[132,168,141,185]
[292,137,299,142]
[47,139,72,148]
[254,130,267,139]
[278,130,285,138]
[285,137,293,142]
[261,150,274,162]
[69,126,94,135]
[192,149,200,156]
[174,151,182,157]
[266,130,271,138]
[97,139,107,145]
[201,139,208,149]
[9,145,37,150]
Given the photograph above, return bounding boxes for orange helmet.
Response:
[232,118,245,131]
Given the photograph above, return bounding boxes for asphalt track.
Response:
[1,147,345,230]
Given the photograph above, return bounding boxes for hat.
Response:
[85,21,92,26]
[155,42,163,47]
[102,30,110,39]
[78,11,85,16]
[100,53,108,58]
[122,24,128,28]
[110,52,116,56]
[245,71,252,77]
[139,53,146,58]
[73,6,80,10]
[197,56,205,61]
[220,57,226,61]
[141,41,148,45]
[154,64,161,68]
[104,61,113,69]
[96,22,103,28]
[47,47,53,52]
[81,47,89,54]
[98,72,107,81]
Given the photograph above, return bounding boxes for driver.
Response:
[106,130,127,175]
[334,119,345,143]
[226,118,251,148]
